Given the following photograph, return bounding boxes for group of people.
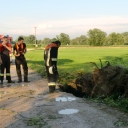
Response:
[0,35,61,93]
[0,36,29,86]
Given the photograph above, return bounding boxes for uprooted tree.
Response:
[59,59,128,98]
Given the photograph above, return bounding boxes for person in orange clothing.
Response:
[0,36,15,84]
[13,37,29,83]
[44,40,61,93]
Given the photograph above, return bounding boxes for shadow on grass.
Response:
[27,59,74,65]
[85,54,128,70]
[27,54,128,75]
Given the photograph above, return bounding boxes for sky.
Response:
[0,0,128,40]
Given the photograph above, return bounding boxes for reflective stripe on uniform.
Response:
[51,58,57,61]
[49,66,53,74]
[46,48,51,66]
[6,73,11,76]
[48,82,56,86]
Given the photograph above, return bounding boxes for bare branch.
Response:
[99,59,103,69]
[105,61,110,66]
[90,62,99,69]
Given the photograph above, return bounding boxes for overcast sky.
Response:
[0,0,128,40]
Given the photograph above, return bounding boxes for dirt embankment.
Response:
[0,65,128,128]
[60,60,128,99]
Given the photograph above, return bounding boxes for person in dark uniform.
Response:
[44,40,61,93]
[0,36,15,84]
[13,37,30,83]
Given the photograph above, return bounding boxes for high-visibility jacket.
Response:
[13,42,28,82]
[44,43,59,67]
[13,43,26,55]
[0,43,12,81]
[0,43,11,54]
[44,42,59,88]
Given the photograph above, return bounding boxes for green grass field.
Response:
[26,47,128,113]
[26,47,128,74]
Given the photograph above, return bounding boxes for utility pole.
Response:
[34,27,37,46]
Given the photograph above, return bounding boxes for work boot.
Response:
[1,80,3,84]
[0,85,3,88]
[8,80,15,83]
[49,86,55,93]
[24,77,30,83]
[17,80,22,83]
[24,80,30,83]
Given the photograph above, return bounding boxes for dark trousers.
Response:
[46,66,58,83]
[46,66,58,92]
[0,55,11,81]
[15,56,28,81]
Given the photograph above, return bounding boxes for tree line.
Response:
[14,28,128,46]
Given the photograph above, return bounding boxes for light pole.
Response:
[34,27,37,46]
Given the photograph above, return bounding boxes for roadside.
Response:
[0,64,128,128]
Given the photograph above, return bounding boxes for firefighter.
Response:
[44,40,61,93]
[0,36,15,84]
[13,37,30,83]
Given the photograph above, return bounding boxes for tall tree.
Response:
[106,32,124,45]
[116,33,124,45]
[107,32,117,45]
[42,38,51,46]
[121,32,128,45]
[123,35,128,44]
[27,35,35,44]
[87,28,107,46]
[70,35,87,45]
[15,35,35,44]
[56,33,70,45]
[122,32,128,36]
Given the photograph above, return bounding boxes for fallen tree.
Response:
[59,59,128,98]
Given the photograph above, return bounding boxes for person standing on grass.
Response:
[0,36,15,84]
[13,37,30,83]
[44,40,61,93]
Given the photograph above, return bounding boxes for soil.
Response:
[59,60,128,99]
[0,64,128,128]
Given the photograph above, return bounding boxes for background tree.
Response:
[122,32,128,36]
[70,35,87,45]
[42,38,51,46]
[116,33,124,45]
[122,32,128,45]
[56,33,70,45]
[15,35,35,44]
[87,28,107,46]
[14,30,128,47]
[124,36,128,44]
[70,38,77,45]
[37,40,43,46]
[106,32,117,45]
[106,32,124,45]
[26,35,35,44]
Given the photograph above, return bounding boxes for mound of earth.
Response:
[59,60,128,98]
